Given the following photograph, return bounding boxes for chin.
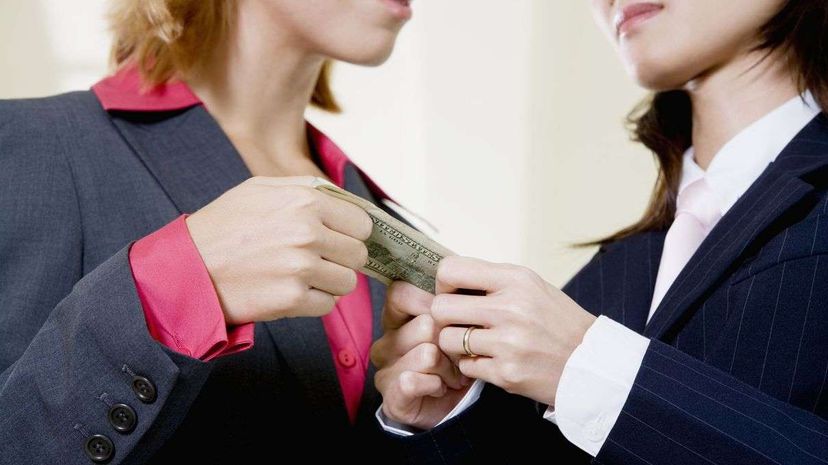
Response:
[346,45,396,66]
[622,50,695,91]
[629,66,685,91]
[326,28,401,67]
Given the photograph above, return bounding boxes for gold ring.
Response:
[462,326,478,358]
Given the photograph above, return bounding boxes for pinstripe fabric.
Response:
[398,115,828,464]
[599,116,828,465]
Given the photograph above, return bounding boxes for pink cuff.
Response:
[129,215,254,361]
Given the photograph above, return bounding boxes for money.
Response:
[312,178,452,293]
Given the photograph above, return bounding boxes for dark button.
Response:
[131,376,156,404]
[84,434,115,463]
[108,403,137,434]
[337,348,356,368]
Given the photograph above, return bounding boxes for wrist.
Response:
[547,311,597,406]
[183,214,243,326]
[572,312,598,351]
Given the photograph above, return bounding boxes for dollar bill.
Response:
[311,178,452,294]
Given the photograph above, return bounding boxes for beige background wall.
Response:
[0,0,656,286]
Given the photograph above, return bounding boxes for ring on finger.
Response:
[462,326,479,358]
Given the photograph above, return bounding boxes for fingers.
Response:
[438,326,497,358]
[308,259,358,296]
[382,281,434,330]
[377,370,446,407]
[249,176,373,241]
[399,371,447,399]
[319,195,374,241]
[318,228,369,270]
[371,314,438,368]
[247,175,319,188]
[457,356,498,383]
[292,288,336,318]
[436,256,511,294]
[384,343,465,390]
[378,371,446,426]
[413,343,465,390]
[431,293,494,328]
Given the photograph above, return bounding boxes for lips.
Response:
[382,0,413,20]
[614,2,663,37]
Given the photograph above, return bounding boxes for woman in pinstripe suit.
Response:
[374,0,828,463]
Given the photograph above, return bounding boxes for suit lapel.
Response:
[110,107,251,214]
[623,231,667,333]
[265,315,349,426]
[645,114,828,340]
[355,273,387,429]
[342,164,388,425]
[267,164,391,428]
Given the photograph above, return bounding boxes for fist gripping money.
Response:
[313,179,453,293]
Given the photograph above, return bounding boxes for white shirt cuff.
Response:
[376,379,486,436]
[548,315,650,456]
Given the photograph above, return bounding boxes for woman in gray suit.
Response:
[0,0,414,463]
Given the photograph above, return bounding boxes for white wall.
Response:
[0,0,656,287]
[0,0,110,98]
[526,1,656,283]
[309,1,536,266]
[311,1,656,285]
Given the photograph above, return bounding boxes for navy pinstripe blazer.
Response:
[0,92,403,464]
[399,114,828,464]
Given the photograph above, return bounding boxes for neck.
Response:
[686,48,800,170]
[187,2,323,170]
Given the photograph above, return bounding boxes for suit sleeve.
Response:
[0,110,214,465]
[596,339,828,465]
[130,215,254,361]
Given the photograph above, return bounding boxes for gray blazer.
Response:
[0,91,400,464]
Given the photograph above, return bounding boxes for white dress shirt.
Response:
[378,92,821,452]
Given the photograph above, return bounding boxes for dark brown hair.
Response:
[595,0,828,245]
[108,0,340,112]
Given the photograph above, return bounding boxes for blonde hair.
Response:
[108,0,340,112]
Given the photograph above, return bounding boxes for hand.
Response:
[372,282,471,430]
[432,256,597,406]
[185,176,372,324]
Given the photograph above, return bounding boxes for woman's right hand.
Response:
[372,282,471,430]
[185,176,372,325]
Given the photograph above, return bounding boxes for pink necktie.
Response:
[648,178,722,321]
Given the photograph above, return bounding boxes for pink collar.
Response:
[92,66,201,113]
[92,66,388,194]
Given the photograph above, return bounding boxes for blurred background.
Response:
[0,0,656,286]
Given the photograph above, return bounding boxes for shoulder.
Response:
[0,91,107,148]
[0,91,102,121]
[0,91,105,139]
[0,91,111,174]
[0,93,107,209]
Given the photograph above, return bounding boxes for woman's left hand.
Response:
[432,256,597,406]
